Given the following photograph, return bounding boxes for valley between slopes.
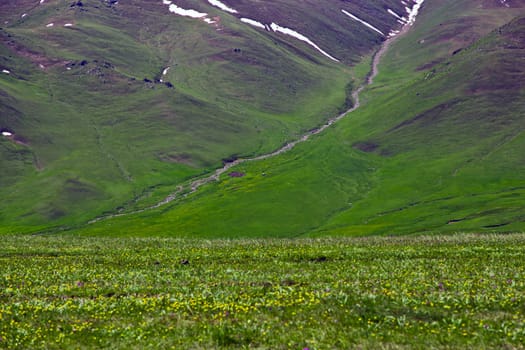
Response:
[88,23,414,225]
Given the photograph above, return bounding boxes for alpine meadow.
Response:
[1,0,525,348]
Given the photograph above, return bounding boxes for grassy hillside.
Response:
[1,234,525,348]
[1,0,410,233]
[75,0,525,237]
[2,0,524,236]
[318,6,525,236]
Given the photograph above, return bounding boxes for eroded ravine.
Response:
[88,23,414,225]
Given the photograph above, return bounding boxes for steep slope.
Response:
[76,0,525,237]
[0,0,411,233]
[323,11,525,235]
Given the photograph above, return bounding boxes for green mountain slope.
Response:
[2,0,525,236]
[76,0,525,237]
[325,12,525,235]
[1,0,408,233]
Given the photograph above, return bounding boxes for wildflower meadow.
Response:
[1,234,524,349]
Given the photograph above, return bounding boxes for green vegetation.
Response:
[76,1,525,238]
[1,1,525,238]
[2,0,388,233]
[1,234,525,349]
[2,2,524,349]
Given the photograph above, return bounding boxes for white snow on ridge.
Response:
[64,23,73,27]
[387,0,425,38]
[168,4,207,18]
[2,131,12,136]
[207,0,237,14]
[388,0,426,36]
[341,10,384,36]
[406,0,425,25]
[388,29,400,37]
[21,13,28,18]
[270,23,339,62]
[387,9,405,21]
[46,23,54,27]
[40,0,45,4]
[2,69,10,74]
[160,1,341,62]
[241,14,340,61]
[240,18,265,29]
[161,1,220,25]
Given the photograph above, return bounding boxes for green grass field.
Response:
[1,233,525,349]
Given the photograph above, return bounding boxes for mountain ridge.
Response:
[1,0,525,236]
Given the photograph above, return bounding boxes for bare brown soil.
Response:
[228,171,245,178]
[1,32,69,69]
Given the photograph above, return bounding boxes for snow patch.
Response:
[40,0,45,4]
[405,0,425,25]
[21,13,28,18]
[207,0,237,14]
[64,23,73,27]
[240,18,265,29]
[162,1,220,26]
[168,4,207,18]
[162,67,170,76]
[46,23,54,27]
[2,69,10,74]
[387,0,425,36]
[387,9,405,21]
[270,23,339,62]
[2,131,12,137]
[341,10,384,36]
[160,66,170,82]
[388,29,400,37]
[162,67,170,80]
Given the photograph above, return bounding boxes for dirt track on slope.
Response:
[88,24,412,225]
